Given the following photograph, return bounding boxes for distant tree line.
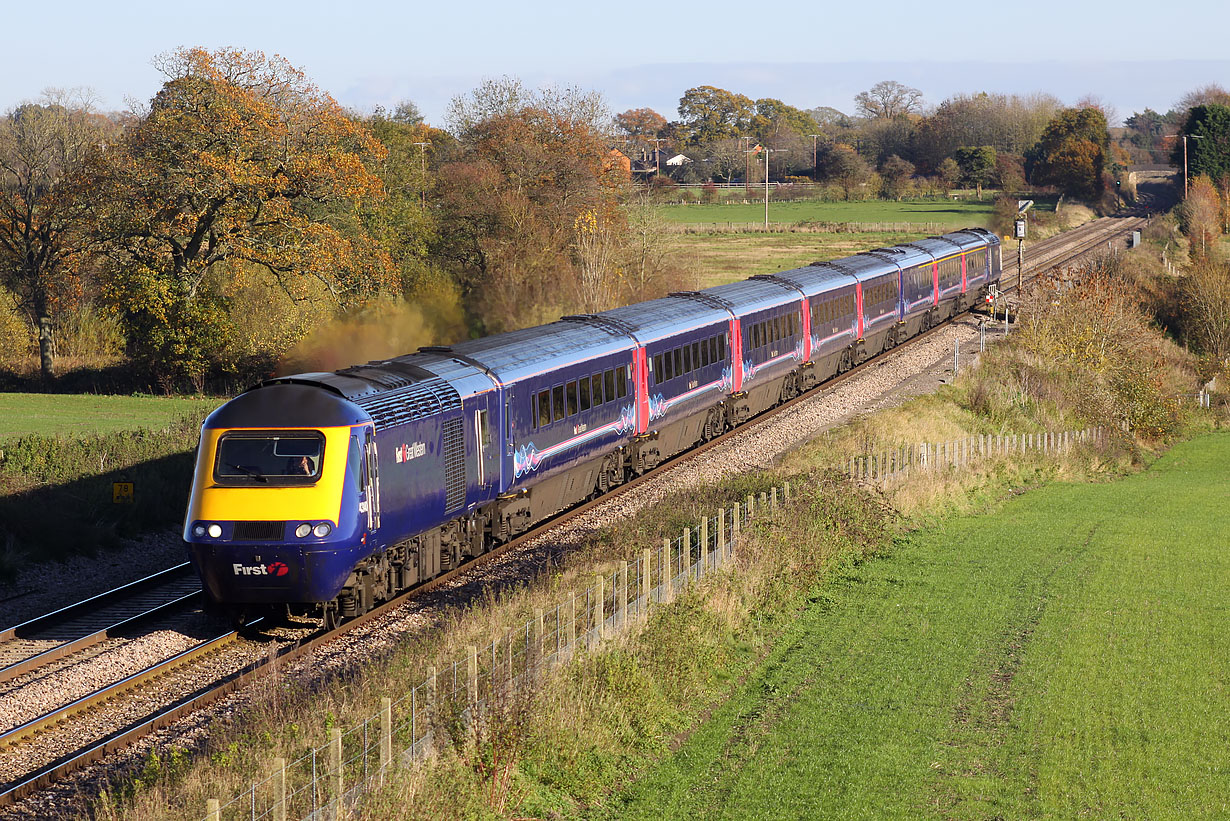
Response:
[1,50,1226,392]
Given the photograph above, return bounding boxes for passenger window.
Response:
[537,391,551,428]
[552,385,565,422]
[653,354,663,386]
[701,338,710,367]
[604,368,616,401]
[692,341,701,369]
[579,377,591,411]
[617,369,628,398]
[566,380,578,416]
[592,373,604,405]
[710,336,718,363]
[662,351,673,382]
[673,347,682,377]
[773,317,782,341]
[752,323,760,349]
[682,344,692,374]
[719,334,726,361]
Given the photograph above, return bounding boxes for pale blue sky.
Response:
[5,0,1228,125]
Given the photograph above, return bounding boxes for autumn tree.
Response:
[1026,107,1108,200]
[87,48,392,387]
[854,81,923,120]
[614,107,667,138]
[437,78,616,330]
[1180,256,1230,370]
[910,92,1059,172]
[819,144,870,200]
[748,98,819,144]
[677,86,753,145]
[0,90,109,379]
[1177,84,1230,112]
[1178,175,1221,258]
[879,154,915,200]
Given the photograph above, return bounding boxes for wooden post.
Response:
[770,486,778,508]
[731,505,741,550]
[716,509,726,563]
[534,608,544,661]
[700,516,709,574]
[206,798,220,821]
[424,665,437,756]
[784,481,791,503]
[747,493,755,519]
[619,561,629,631]
[272,757,287,821]
[330,728,343,821]
[594,575,605,642]
[378,698,393,780]
[682,526,692,581]
[466,646,478,707]
[759,490,768,508]
[663,538,673,602]
[566,593,576,650]
[640,548,651,619]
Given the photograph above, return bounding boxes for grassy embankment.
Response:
[601,432,1230,819]
[97,225,1219,819]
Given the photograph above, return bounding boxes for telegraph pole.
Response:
[809,134,822,182]
[764,146,771,228]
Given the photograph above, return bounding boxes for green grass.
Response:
[596,434,1230,819]
[669,231,932,289]
[0,393,219,440]
[657,198,996,226]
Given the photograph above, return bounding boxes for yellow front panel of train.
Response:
[187,426,354,524]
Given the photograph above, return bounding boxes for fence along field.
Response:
[193,421,1116,820]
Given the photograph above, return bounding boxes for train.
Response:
[184,228,1002,626]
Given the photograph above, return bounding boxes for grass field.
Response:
[668,231,931,289]
[0,393,218,439]
[597,433,1230,819]
[657,198,997,226]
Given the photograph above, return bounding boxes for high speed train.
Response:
[184,228,1001,625]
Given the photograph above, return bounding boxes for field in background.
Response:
[0,393,218,439]
[668,231,930,289]
[656,198,997,226]
[602,433,1230,819]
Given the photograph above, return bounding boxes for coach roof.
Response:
[442,320,634,385]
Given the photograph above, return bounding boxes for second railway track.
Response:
[0,213,1147,811]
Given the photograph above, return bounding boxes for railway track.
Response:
[0,214,1147,810]
[0,564,201,686]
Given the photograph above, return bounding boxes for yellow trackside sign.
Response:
[113,482,135,504]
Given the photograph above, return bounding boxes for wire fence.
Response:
[195,423,1114,819]
[845,425,1112,484]
[198,485,789,821]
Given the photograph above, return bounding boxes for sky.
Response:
[4,0,1229,126]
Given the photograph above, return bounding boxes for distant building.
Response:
[604,148,631,179]
[665,153,692,167]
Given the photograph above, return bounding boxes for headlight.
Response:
[192,524,206,537]
[207,523,223,538]
[312,523,332,538]
[295,523,312,538]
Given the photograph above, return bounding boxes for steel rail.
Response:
[0,563,200,686]
[0,215,1145,809]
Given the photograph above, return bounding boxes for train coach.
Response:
[184,228,1000,626]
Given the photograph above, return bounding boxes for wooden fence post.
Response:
[379,699,392,780]
[641,548,651,619]
[466,646,478,708]
[206,799,220,821]
[663,538,673,602]
[594,575,605,642]
[700,517,709,574]
[566,593,576,651]
[330,728,343,821]
[272,757,287,821]
[619,561,629,631]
